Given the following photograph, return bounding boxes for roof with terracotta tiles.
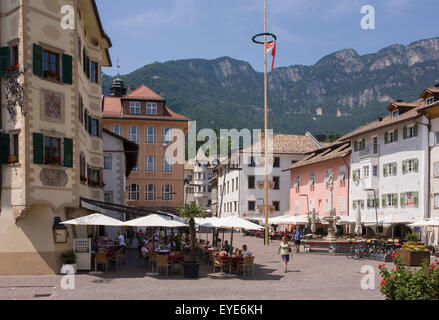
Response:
[122,84,165,101]
[242,133,322,155]
[283,141,351,171]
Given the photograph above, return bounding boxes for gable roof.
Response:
[122,84,165,101]
[242,133,322,155]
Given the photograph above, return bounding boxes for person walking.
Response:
[293,226,303,253]
[278,236,292,273]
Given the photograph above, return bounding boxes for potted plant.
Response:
[60,250,77,274]
[8,155,18,164]
[178,202,208,278]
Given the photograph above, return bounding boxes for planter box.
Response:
[398,249,430,267]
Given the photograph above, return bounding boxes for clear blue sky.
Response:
[97,0,439,75]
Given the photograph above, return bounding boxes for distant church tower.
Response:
[110,78,127,97]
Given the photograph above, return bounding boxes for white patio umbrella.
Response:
[354,206,362,238]
[122,214,189,228]
[337,215,356,225]
[408,218,439,227]
[311,209,316,233]
[61,213,123,226]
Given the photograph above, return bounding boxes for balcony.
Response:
[359,144,380,159]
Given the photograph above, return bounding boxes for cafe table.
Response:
[220,255,244,274]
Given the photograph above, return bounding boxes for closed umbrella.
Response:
[355,206,362,238]
[311,209,316,234]
[62,213,123,226]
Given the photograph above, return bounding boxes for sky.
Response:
[97,0,439,76]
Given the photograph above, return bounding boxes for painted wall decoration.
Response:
[41,90,64,122]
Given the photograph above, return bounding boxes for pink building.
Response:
[283,141,351,218]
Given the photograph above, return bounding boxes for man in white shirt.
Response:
[242,244,253,257]
[141,243,149,257]
[118,231,125,247]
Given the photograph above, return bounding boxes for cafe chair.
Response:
[95,251,108,272]
[212,255,228,273]
[149,250,158,272]
[238,256,254,277]
[108,249,121,270]
[237,249,243,256]
[156,255,170,277]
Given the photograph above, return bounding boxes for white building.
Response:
[184,160,214,210]
[215,133,322,219]
[342,98,430,238]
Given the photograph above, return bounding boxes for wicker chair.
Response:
[238,256,254,277]
[212,255,228,273]
[95,251,108,272]
[156,255,170,277]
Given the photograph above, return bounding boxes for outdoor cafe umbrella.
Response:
[211,216,264,250]
[311,209,316,234]
[408,218,439,245]
[61,213,123,226]
[354,206,362,238]
[122,214,189,228]
[381,214,416,241]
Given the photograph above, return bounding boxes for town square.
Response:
[0,0,439,306]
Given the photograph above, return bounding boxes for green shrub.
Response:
[60,250,77,264]
[406,232,418,244]
[379,254,439,300]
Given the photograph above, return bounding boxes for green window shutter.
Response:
[400,193,405,207]
[376,198,379,209]
[384,132,389,144]
[353,170,357,180]
[33,44,43,77]
[414,159,419,172]
[414,124,418,137]
[83,49,86,73]
[0,133,10,164]
[86,56,90,78]
[63,138,73,168]
[394,129,398,142]
[383,164,387,177]
[0,46,10,78]
[392,162,397,175]
[402,160,407,174]
[353,201,357,210]
[382,195,386,208]
[414,192,419,207]
[361,138,365,150]
[367,199,371,208]
[360,200,364,209]
[403,127,407,140]
[354,141,358,152]
[88,116,92,134]
[33,133,44,164]
[392,193,398,207]
[62,54,73,84]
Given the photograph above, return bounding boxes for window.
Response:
[104,192,113,204]
[403,159,418,174]
[355,138,365,151]
[236,177,239,190]
[42,49,59,80]
[87,167,102,187]
[208,173,213,180]
[146,185,156,200]
[147,103,157,116]
[426,97,435,106]
[367,197,378,209]
[372,166,378,177]
[11,133,19,162]
[373,137,378,154]
[434,162,439,178]
[273,157,280,168]
[309,199,315,212]
[128,184,139,200]
[162,128,173,145]
[273,201,280,212]
[104,155,112,170]
[434,194,439,209]
[44,136,61,164]
[392,110,399,118]
[385,130,398,144]
[146,156,156,172]
[78,96,84,124]
[353,168,361,181]
[162,156,172,173]
[352,200,364,210]
[162,185,173,200]
[384,163,397,176]
[309,172,315,185]
[248,201,256,211]
[80,153,86,179]
[132,159,139,172]
[90,61,98,83]
[338,196,346,212]
[11,44,19,66]
[248,176,255,189]
[295,200,300,214]
[325,168,332,180]
[273,176,280,190]
[401,192,419,208]
[129,126,139,142]
[90,118,99,137]
[383,193,397,208]
[294,175,300,188]
[338,166,346,181]
[129,102,141,115]
[145,127,156,143]
[362,166,369,178]
[112,125,122,136]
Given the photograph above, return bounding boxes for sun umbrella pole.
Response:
[231,227,234,252]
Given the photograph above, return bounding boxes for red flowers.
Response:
[8,155,18,164]
[381,279,386,285]
[45,156,62,165]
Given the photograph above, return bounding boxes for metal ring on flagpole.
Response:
[252,33,277,45]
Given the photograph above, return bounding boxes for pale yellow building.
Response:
[0,0,111,274]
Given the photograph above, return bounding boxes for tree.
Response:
[178,203,208,263]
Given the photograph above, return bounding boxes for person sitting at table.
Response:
[141,241,149,258]
[242,244,253,257]
[223,240,231,253]
[215,238,222,249]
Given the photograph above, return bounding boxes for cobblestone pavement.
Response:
[0,234,387,300]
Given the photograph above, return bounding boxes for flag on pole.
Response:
[265,40,276,71]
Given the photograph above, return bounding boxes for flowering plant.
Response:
[88,179,95,186]
[43,69,58,79]
[400,244,429,252]
[8,155,18,164]
[3,64,19,76]
[80,176,87,183]
[45,156,62,165]
[379,253,439,300]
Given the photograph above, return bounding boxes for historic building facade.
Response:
[103,80,189,212]
[0,0,112,274]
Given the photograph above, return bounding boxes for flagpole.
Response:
[264,0,269,246]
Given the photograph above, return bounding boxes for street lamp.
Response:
[365,188,380,241]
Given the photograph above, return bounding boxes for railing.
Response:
[359,144,380,158]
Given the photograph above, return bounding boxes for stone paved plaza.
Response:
[0,234,388,300]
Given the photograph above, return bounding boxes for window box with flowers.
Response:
[43,70,58,80]
[3,64,20,78]
[100,182,106,188]
[80,176,87,184]
[45,156,62,166]
[8,155,18,164]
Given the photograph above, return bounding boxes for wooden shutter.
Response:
[384,132,389,144]
[402,160,407,174]
[353,201,357,210]
[0,133,10,164]
[0,46,10,78]
[63,138,73,168]
[83,49,86,73]
[62,54,73,84]
[375,197,379,208]
[434,162,439,178]
[403,126,407,139]
[33,133,44,164]
[400,193,405,207]
[394,129,398,142]
[88,116,92,134]
[33,44,43,76]
[361,138,365,150]
[360,200,364,209]
[413,192,419,207]
[382,195,386,208]
[414,124,418,137]
[367,199,371,208]
[414,159,419,172]
[392,162,397,175]
[86,56,90,78]
[392,193,398,207]
[383,164,387,177]
[354,141,358,152]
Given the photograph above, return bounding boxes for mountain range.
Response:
[102,37,439,137]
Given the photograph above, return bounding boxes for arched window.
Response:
[162,185,173,201]
[146,185,156,200]
[128,184,139,200]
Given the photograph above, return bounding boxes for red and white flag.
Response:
[265,40,277,71]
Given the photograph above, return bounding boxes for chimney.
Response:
[129,85,136,92]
